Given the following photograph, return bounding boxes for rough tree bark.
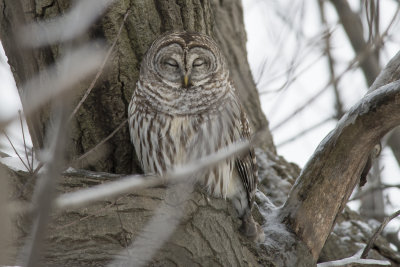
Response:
[0,0,275,174]
[1,0,400,266]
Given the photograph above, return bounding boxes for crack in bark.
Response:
[37,0,56,18]
[153,0,166,33]
[175,0,185,30]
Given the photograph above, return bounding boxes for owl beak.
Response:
[182,74,191,88]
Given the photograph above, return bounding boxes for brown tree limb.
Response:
[280,78,400,261]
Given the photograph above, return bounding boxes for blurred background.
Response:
[1,0,400,247]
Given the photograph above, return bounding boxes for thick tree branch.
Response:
[280,79,400,261]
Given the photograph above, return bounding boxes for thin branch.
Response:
[271,24,395,132]
[30,146,34,175]
[276,116,334,147]
[349,183,400,201]
[68,11,129,122]
[2,131,31,173]
[258,29,329,95]
[72,118,128,166]
[365,0,374,43]
[259,50,325,95]
[19,110,32,172]
[32,162,44,176]
[318,0,344,120]
[361,209,400,259]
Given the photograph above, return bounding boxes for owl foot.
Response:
[240,212,265,243]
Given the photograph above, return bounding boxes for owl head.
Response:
[141,32,228,89]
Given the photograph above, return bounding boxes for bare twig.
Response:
[318,0,344,120]
[68,11,130,122]
[361,209,400,259]
[30,146,34,175]
[19,110,32,172]
[271,24,395,132]
[2,131,31,173]
[276,116,334,147]
[72,118,128,166]
[32,162,44,176]
[350,183,400,201]
[259,50,325,95]
[258,29,328,95]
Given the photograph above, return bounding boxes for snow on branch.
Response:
[317,248,390,267]
[281,79,400,261]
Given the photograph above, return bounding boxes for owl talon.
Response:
[240,213,265,243]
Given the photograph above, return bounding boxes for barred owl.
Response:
[128,32,263,241]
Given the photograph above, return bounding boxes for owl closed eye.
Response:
[153,43,217,88]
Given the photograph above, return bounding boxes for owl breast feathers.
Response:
[128,32,258,218]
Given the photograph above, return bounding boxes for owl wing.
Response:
[235,108,258,208]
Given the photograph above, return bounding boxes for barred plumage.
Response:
[128,32,263,241]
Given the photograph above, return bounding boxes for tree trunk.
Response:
[0,0,275,175]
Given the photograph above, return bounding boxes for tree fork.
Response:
[281,78,400,261]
